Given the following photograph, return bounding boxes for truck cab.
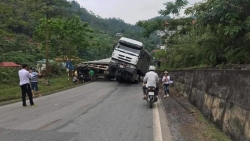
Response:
[109,37,151,83]
[112,37,142,65]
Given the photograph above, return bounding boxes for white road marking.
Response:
[153,101,163,141]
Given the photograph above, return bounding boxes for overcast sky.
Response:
[75,0,203,25]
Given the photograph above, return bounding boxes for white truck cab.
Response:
[109,37,152,83]
[111,37,142,66]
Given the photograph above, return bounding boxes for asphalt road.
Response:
[0,81,172,141]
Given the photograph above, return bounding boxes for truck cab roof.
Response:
[119,37,143,49]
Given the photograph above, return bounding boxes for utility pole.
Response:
[45,2,49,73]
[160,37,162,46]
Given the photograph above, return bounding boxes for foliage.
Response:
[137,0,250,69]
[0,33,43,65]
[69,0,159,52]
[41,63,63,76]
[0,0,160,66]
[0,68,19,85]
[159,0,188,16]
[34,16,93,59]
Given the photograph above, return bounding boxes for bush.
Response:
[0,67,19,85]
[40,63,63,77]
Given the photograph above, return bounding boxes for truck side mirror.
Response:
[113,43,117,49]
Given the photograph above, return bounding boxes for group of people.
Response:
[18,63,168,106]
[72,69,95,83]
[18,64,41,107]
[142,65,171,99]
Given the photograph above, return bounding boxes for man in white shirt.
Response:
[162,71,170,97]
[18,64,35,106]
[142,65,159,99]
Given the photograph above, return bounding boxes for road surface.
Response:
[0,82,172,141]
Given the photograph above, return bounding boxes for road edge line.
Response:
[153,100,163,141]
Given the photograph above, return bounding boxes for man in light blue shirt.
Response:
[30,69,42,97]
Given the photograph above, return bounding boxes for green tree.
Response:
[137,0,250,69]
[34,16,93,61]
[28,0,71,70]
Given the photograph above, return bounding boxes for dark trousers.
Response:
[142,86,159,95]
[90,75,95,81]
[164,84,170,95]
[20,83,34,106]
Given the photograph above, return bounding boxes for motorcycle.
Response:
[147,86,158,108]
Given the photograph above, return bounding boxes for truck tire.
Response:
[134,75,140,84]
[116,77,122,83]
[104,76,109,81]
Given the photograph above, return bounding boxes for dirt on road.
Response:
[159,86,232,141]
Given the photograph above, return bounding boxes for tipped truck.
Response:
[109,37,152,83]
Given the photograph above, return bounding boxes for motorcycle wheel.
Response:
[149,99,153,108]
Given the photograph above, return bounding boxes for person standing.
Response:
[30,69,42,97]
[18,64,35,106]
[89,69,95,81]
[157,61,161,68]
[162,71,170,98]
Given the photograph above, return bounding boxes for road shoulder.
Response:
[158,98,173,141]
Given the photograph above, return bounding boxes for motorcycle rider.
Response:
[142,65,159,99]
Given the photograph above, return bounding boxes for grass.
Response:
[169,87,232,141]
[0,75,84,103]
[197,114,232,141]
[156,64,212,71]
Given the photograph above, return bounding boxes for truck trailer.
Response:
[76,58,115,81]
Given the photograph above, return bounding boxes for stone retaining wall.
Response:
[163,70,250,141]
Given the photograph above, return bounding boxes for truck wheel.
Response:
[134,75,140,84]
[116,77,122,83]
[104,76,108,81]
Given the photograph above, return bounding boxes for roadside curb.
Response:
[0,82,91,106]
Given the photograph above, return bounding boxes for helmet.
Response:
[149,65,156,71]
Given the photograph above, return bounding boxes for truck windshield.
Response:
[116,43,141,54]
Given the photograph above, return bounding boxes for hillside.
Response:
[0,0,159,66]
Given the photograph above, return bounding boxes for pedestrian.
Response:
[157,61,161,68]
[74,70,78,77]
[73,75,78,83]
[30,69,42,97]
[18,64,35,107]
[162,71,170,98]
[78,70,84,83]
[89,69,95,81]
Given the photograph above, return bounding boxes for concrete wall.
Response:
[166,70,250,141]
